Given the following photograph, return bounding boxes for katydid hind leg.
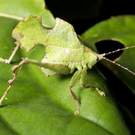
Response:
[69,70,82,115]
[0,59,27,105]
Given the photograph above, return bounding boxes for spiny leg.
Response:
[80,68,87,88]
[80,68,96,88]
[0,58,27,105]
[0,58,56,105]
[69,70,82,115]
[80,68,105,96]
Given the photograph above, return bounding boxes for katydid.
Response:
[0,15,135,114]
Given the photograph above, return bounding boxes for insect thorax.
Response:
[41,45,98,74]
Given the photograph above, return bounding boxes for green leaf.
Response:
[0,64,130,135]
[0,3,130,135]
[0,0,45,19]
[0,20,130,135]
[0,17,130,134]
[0,18,18,58]
[0,0,55,29]
[82,15,135,93]
[0,115,19,135]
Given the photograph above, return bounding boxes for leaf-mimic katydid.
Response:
[0,14,135,115]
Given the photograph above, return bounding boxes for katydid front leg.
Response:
[0,43,20,105]
[69,68,95,115]
[0,43,20,64]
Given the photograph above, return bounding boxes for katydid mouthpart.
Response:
[0,16,135,115]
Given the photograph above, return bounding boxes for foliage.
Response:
[0,0,134,135]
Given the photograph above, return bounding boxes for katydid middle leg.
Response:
[69,70,82,115]
[0,58,58,105]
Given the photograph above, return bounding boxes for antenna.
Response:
[97,45,135,76]
[102,57,135,76]
[102,45,135,57]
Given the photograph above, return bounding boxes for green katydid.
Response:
[0,12,135,115]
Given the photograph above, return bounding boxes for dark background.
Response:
[45,0,135,133]
[46,0,135,34]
